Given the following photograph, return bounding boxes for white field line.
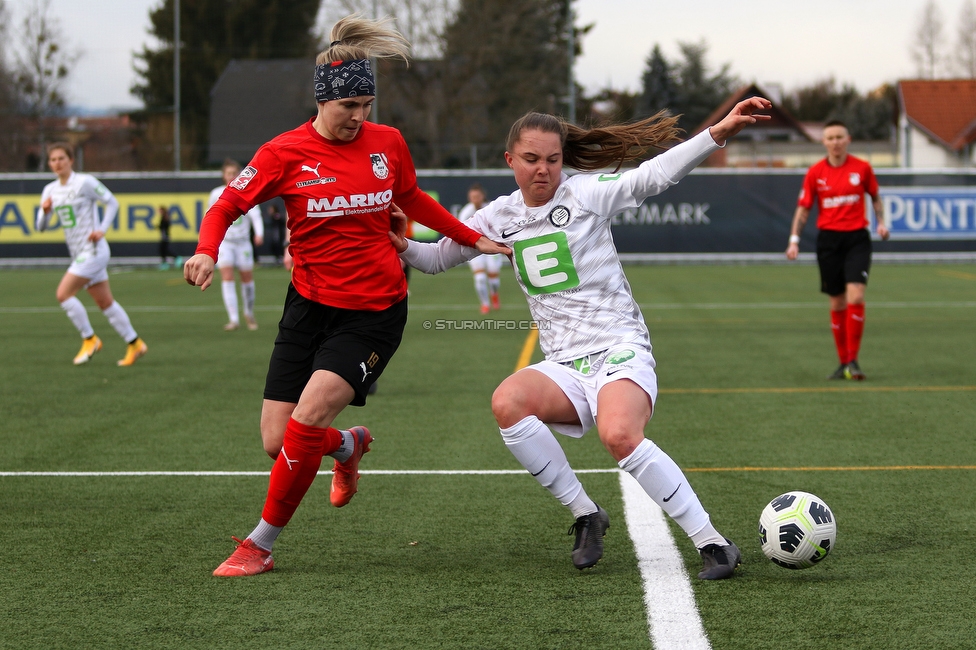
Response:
[0,469,619,477]
[3,300,976,315]
[619,471,711,650]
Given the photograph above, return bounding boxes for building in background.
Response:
[898,80,976,169]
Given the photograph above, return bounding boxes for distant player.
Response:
[458,183,503,313]
[35,142,147,366]
[209,159,265,331]
[393,98,773,577]
[786,120,889,380]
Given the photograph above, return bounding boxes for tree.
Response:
[317,1,589,167]
[635,45,676,121]
[782,78,895,141]
[781,77,858,121]
[0,0,21,171]
[670,41,737,133]
[911,0,945,79]
[132,0,322,169]
[954,0,976,78]
[319,0,453,59]
[12,0,78,170]
[435,0,573,167]
[636,41,737,134]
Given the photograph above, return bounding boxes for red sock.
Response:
[261,419,342,527]
[846,304,865,363]
[830,309,849,364]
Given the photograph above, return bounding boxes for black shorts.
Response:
[816,229,872,296]
[263,284,407,406]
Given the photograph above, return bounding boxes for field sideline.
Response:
[2,263,974,649]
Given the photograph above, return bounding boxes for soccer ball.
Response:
[758,491,836,569]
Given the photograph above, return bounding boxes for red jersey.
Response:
[797,155,878,232]
[196,120,481,310]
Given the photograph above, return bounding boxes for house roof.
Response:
[208,59,317,164]
[694,82,812,141]
[898,79,976,152]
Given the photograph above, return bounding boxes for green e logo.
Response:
[513,232,580,295]
[55,205,77,228]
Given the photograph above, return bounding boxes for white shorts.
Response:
[216,239,255,271]
[527,344,658,438]
[468,253,504,274]
[66,238,111,288]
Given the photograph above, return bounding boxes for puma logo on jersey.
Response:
[306,190,394,218]
[301,162,322,177]
[359,362,372,382]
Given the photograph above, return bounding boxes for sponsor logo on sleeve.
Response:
[230,166,257,190]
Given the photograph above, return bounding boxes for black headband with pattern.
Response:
[313,59,375,102]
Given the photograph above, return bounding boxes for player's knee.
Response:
[598,427,644,462]
[491,383,530,429]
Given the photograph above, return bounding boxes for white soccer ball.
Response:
[758,491,836,570]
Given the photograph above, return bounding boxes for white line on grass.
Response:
[4,467,709,648]
[0,469,620,476]
[619,471,711,650]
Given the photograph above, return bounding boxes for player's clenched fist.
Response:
[184,253,216,291]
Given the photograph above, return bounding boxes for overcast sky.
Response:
[5,0,967,111]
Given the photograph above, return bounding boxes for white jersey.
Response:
[401,129,720,363]
[457,202,479,223]
[208,185,264,243]
[36,172,119,260]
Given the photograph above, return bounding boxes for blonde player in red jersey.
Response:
[183,14,508,577]
[787,120,889,380]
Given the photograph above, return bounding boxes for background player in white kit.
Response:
[209,159,265,331]
[394,97,772,578]
[458,183,503,313]
[35,142,147,366]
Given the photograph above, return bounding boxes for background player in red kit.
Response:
[786,120,890,380]
[183,14,508,577]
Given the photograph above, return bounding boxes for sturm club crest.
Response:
[370,153,390,179]
[548,205,571,227]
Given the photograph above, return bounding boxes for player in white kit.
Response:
[35,143,147,366]
[394,97,772,577]
[209,159,265,330]
[458,184,503,313]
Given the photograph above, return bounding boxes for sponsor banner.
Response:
[3,171,976,252]
[873,187,976,240]
[0,193,212,243]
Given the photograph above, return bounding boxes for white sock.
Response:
[241,281,256,318]
[60,296,94,338]
[473,272,490,308]
[500,416,597,519]
[330,429,354,463]
[221,281,239,324]
[248,518,283,551]
[618,438,725,548]
[488,274,500,297]
[101,301,137,343]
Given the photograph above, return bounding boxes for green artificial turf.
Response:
[1,263,974,649]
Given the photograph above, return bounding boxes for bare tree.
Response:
[911,0,945,79]
[12,0,79,170]
[318,0,455,58]
[954,0,976,78]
